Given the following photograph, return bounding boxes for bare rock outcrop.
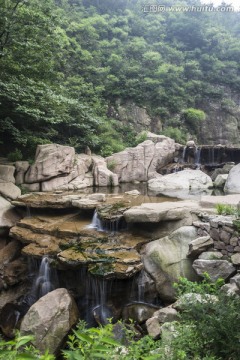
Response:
[25,144,75,184]
[224,163,240,194]
[106,136,175,183]
[20,288,79,354]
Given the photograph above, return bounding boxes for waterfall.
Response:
[137,270,146,302]
[181,146,187,163]
[87,210,104,231]
[87,211,126,233]
[30,256,58,303]
[194,147,201,169]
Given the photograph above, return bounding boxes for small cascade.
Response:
[87,210,104,231]
[181,146,187,163]
[26,206,31,218]
[194,147,202,169]
[137,270,146,302]
[29,256,58,305]
[87,210,127,233]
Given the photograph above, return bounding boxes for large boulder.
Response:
[106,136,175,183]
[0,182,21,200]
[92,156,118,187]
[148,169,213,192]
[124,200,200,223]
[0,165,15,183]
[224,163,240,194]
[25,144,75,184]
[15,161,30,185]
[0,196,21,234]
[20,288,79,354]
[143,226,199,302]
[192,259,236,281]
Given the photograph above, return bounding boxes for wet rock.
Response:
[25,144,75,184]
[0,303,22,338]
[214,174,228,188]
[2,258,28,287]
[143,226,199,302]
[187,235,214,258]
[224,163,240,194]
[124,200,200,223]
[122,302,160,324]
[20,288,79,354]
[0,240,22,268]
[148,169,213,192]
[192,259,236,281]
[0,182,21,200]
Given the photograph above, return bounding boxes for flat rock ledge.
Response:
[124,200,200,223]
[10,213,147,279]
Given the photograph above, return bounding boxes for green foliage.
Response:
[0,332,54,360]
[215,203,239,216]
[1,0,240,156]
[169,292,240,360]
[161,127,187,144]
[63,320,161,360]
[181,108,206,133]
[7,149,23,162]
[174,273,224,297]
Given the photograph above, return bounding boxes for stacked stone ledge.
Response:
[193,215,240,263]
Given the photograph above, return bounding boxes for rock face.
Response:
[109,101,162,133]
[10,211,147,279]
[0,196,21,233]
[92,156,118,187]
[192,259,236,281]
[25,144,75,183]
[0,165,15,183]
[106,136,175,183]
[224,163,240,194]
[148,169,213,192]
[0,182,21,200]
[20,288,79,354]
[124,200,200,223]
[143,226,199,302]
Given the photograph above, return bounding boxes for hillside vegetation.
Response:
[1,0,240,158]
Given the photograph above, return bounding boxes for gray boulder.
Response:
[25,144,75,183]
[224,163,240,194]
[15,161,30,185]
[20,288,79,354]
[0,182,21,200]
[143,226,199,302]
[187,235,214,258]
[148,169,213,192]
[0,165,15,183]
[106,136,175,183]
[0,196,21,234]
[192,259,236,281]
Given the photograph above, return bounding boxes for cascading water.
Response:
[87,210,104,231]
[181,146,187,163]
[27,256,58,306]
[194,147,201,169]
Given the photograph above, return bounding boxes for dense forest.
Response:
[0,0,240,159]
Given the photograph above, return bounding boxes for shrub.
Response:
[215,203,238,216]
[161,126,187,144]
[181,108,206,133]
[7,149,23,162]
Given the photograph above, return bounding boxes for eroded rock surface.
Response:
[143,226,199,302]
[148,169,213,192]
[106,136,175,183]
[224,163,240,194]
[10,212,147,279]
[20,288,79,354]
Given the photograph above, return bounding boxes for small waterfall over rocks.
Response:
[87,209,127,233]
[87,210,104,231]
